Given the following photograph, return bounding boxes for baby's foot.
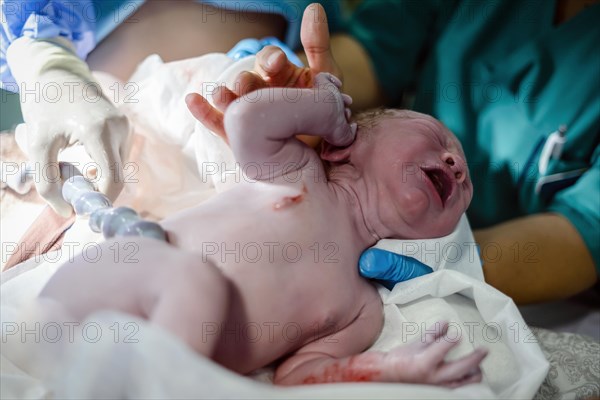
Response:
[312,73,357,147]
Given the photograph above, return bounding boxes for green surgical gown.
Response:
[348,0,600,270]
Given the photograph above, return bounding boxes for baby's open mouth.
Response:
[422,167,453,206]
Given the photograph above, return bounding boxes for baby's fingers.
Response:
[342,94,352,106]
[422,321,450,347]
[425,338,461,368]
[313,72,341,89]
[443,368,483,388]
[436,348,488,385]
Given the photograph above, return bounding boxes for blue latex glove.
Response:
[1,0,98,92]
[227,36,304,67]
[359,248,434,290]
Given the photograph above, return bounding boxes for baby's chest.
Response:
[164,181,343,258]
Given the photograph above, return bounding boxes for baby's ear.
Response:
[320,141,352,163]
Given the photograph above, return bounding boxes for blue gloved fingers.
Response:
[227,38,263,60]
[359,248,434,289]
[1,0,98,92]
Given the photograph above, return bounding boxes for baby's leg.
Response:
[40,238,230,357]
[146,249,230,355]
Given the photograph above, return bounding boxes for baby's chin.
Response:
[410,213,463,239]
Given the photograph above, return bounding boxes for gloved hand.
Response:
[359,248,434,290]
[7,37,130,217]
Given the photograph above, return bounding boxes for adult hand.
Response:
[249,3,341,88]
[187,3,340,138]
[16,70,129,217]
[359,248,434,289]
[16,78,129,217]
[7,37,130,217]
[16,71,129,217]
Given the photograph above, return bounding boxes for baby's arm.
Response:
[275,298,487,387]
[222,73,356,180]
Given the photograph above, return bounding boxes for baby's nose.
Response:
[442,152,467,184]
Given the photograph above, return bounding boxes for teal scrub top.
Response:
[347,0,600,270]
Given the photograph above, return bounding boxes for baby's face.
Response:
[357,110,473,239]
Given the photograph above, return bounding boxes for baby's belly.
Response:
[161,182,320,267]
[160,183,368,372]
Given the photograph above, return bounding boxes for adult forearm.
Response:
[330,34,385,110]
[475,213,597,304]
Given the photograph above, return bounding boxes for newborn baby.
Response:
[40,73,485,387]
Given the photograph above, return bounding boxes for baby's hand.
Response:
[312,73,357,148]
[386,321,488,387]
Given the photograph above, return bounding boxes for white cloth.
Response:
[0,54,548,399]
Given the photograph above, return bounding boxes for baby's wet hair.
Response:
[354,108,421,127]
[354,108,416,139]
[354,108,395,130]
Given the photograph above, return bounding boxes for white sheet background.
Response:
[1,54,548,399]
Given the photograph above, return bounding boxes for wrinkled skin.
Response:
[41,71,483,386]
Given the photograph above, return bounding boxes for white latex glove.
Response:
[7,37,130,217]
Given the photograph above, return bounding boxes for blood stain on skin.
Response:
[302,356,381,384]
[273,183,308,210]
[273,194,303,210]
